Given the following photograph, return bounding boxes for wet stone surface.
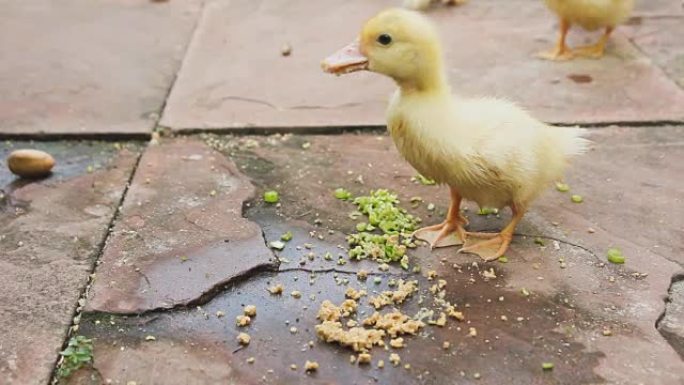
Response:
[0,141,141,385]
[86,138,277,314]
[76,130,684,384]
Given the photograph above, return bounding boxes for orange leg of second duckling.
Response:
[572,26,614,58]
[458,203,525,261]
[412,187,467,249]
[538,18,574,61]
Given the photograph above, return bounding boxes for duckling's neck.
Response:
[396,67,450,96]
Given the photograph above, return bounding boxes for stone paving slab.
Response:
[86,138,277,314]
[161,0,684,131]
[74,128,684,384]
[0,141,141,385]
[623,16,684,88]
[0,0,202,136]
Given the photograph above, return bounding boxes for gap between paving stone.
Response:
[49,145,146,384]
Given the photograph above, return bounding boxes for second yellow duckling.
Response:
[322,9,588,261]
[539,0,635,60]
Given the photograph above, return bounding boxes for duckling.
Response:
[404,0,467,11]
[322,9,587,261]
[539,0,635,60]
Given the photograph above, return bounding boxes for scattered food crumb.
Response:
[268,284,284,295]
[390,337,405,348]
[236,315,251,327]
[247,357,255,364]
[542,362,554,371]
[304,360,319,372]
[244,305,257,317]
[357,353,372,364]
[291,290,302,299]
[144,335,156,341]
[389,353,401,366]
[442,341,450,349]
[237,332,251,345]
[357,270,368,280]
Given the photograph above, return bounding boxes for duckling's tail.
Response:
[558,125,590,157]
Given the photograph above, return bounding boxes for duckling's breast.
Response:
[387,112,513,209]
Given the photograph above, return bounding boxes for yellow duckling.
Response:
[539,0,635,60]
[322,9,588,261]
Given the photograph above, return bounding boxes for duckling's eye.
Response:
[377,33,392,46]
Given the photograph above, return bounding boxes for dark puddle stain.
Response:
[567,74,593,84]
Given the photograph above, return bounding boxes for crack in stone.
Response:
[655,273,684,361]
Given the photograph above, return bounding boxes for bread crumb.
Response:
[315,321,386,352]
[357,353,372,364]
[291,290,302,299]
[377,360,385,368]
[236,315,251,326]
[446,306,465,321]
[442,341,450,349]
[390,337,405,348]
[435,312,447,327]
[247,357,255,364]
[346,319,358,328]
[425,270,437,280]
[304,360,319,372]
[369,280,418,310]
[468,327,477,337]
[389,353,401,366]
[216,311,225,318]
[357,270,368,280]
[349,355,356,364]
[345,287,367,300]
[268,284,284,295]
[244,305,257,317]
[237,332,250,345]
[290,364,297,370]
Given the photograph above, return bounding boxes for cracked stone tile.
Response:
[161,0,684,131]
[658,275,684,360]
[73,128,683,384]
[0,0,202,135]
[0,141,141,385]
[86,138,277,314]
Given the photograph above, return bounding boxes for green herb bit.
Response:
[542,362,554,371]
[477,207,498,215]
[534,237,545,246]
[58,335,94,378]
[264,190,279,203]
[281,231,293,242]
[497,256,508,263]
[413,174,436,185]
[374,277,382,284]
[606,248,625,264]
[334,188,352,200]
[555,182,570,192]
[571,194,583,203]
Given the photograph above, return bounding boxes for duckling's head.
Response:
[322,8,447,92]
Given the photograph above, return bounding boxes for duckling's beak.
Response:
[321,40,369,75]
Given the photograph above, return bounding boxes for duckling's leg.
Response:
[458,203,525,261]
[572,26,614,58]
[537,18,574,61]
[412,187,467,249]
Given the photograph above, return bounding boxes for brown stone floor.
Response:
[0,1,683,385]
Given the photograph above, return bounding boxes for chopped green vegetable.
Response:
[373,277,382,284]
[606,248,625,264]
[334,188,352,200]
[345,190,419,266]
[264,190,279,203]
[427,203,435,211]
[477,207,498,215]
[497,256,508,263]
[571,194,583,203]
[541,362,554,371]
[555,182,570,192]
[413,174,436,185]
[534,237,545,246]
[281,231,293,242]
[269,240,285,250]
[57,336,93,378]
[323,252,333,261]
